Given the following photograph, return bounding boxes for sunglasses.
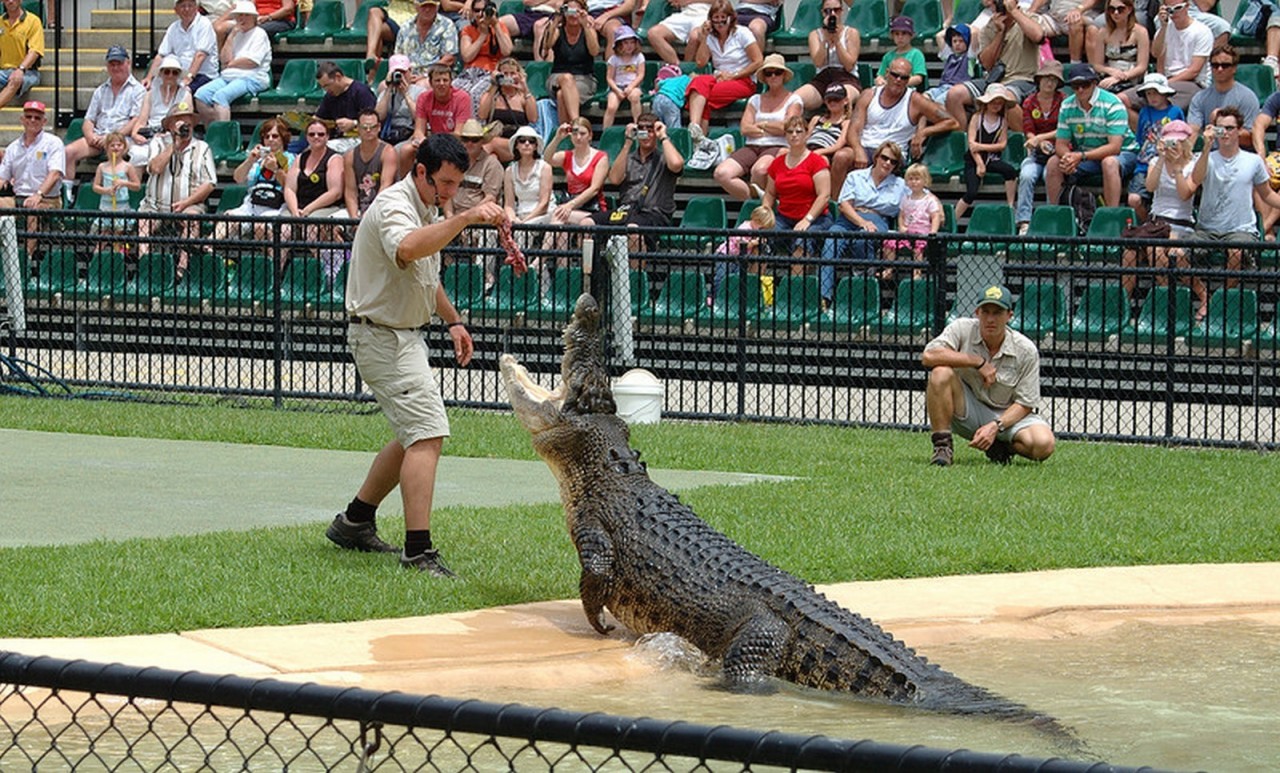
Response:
[515,137,537,144]
[822,7,841,14]
[877,154,897,163]
[762,69,785,77]
[710,15,731,22]
[1216,124,1239,131]
[1107,4,1128,10]
[358,124,380,131]
[1167,2,1188,11]
[886,71,911,81]
[1210,61,1236,69]
[462,136,484,143]
[306,131,328,137]
[262,132,280,138]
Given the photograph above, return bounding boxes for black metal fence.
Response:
[4,208,1280,448]
[0,651,1166,772]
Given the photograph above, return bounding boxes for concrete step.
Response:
[90,8,167,29]
[51,30,164,53]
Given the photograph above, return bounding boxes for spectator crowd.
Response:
[16,0,1280,309]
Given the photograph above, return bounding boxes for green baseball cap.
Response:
[977,284,1015,311]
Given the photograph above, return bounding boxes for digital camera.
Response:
[1213,126,1227,139]
[635,129,649,140]
[496,73,511,87]
[993,0,1006,12]
[175,122,191,139]
[390,70,404,85]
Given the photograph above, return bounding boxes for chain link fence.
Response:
[4,208,1280,447]
[0,652,1168,772]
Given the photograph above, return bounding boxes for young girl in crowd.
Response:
[956,83,1017,222]
[709,204,776,306]
[91,132,141,259]
[890,163,943,280]
[806,84,855,198]
[602,25,645,130]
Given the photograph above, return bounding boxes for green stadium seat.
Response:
[941,202,956,233]
[170,250,228,306]
[206,120,243,167]
[698,272,763,329]
[64,184,102,232]
[671,197,727,250]
[79,251,128,300]
[1236,64,1274,104]
[640,269,706,327]
[953,203,1013,257]
[1081,206,1136,262]
[227,254,277,306]
[279,0,346,43]
[761,274,824,329]
[629,268,651,315]
[1123,285,1194,345]
[334,57,370,85]
[636,0,672,42]
[1189,288,1259,348]
[877,277,933,336]
[443,262,487,311]
[598,125,628,165]
[524,60,552,100]
[221,121,264,167]
[256,59,317,104]
[320,260,349,312]
[824,275,880,334]
[279,257,327,308]
[774,2,822,46]
[531,266,585,323]
[64,117,84,145]
[332,0,387,46]
[29,248,79,299]
[217,184,249,213]
[899,0,943,41]
[734,198,763,228]
[783,63,817,93]
[124,253,177,303]
[1011,281,1066,341]
[21,0,40,21]
[952,0,984,24]
[847,0,889,43]
[1022,204,1076,260]
[1055,282,1130,342]
[480,263,543,316]
[921,131,967,181]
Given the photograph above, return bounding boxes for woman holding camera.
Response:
[544,117,608,232]
[130,55,193,164]
[685,0,762,141]
[456,0,514,113]
[216,116,295,243]
[793,0,860,111]
[479,57,539,162]
[540,0,599,124]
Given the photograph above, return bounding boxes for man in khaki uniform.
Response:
[922,284,1056,466]
[327,132,504,576]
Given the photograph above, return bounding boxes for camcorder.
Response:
[824,12,838,31]
[483,1,496,16]
[137,127,157,139]
[993,0,1006,13]
[174,122,191,139]
[390,70,404,85]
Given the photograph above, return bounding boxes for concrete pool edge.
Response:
[2,562,1276,696]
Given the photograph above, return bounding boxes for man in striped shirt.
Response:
[1044,62,1138,208]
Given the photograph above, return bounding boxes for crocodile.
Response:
[499,293,1061,723]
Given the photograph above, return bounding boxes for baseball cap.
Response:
[889,15,914,34]
[388,54,412,73]
[977,284,1015,311]
[21,100,45,114]
[1160,119,1193,140]
[1066,62,1100,85]
[824,83,848,100]
[105,45,129,62]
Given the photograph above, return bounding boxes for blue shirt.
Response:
[1135,103,1185,172]
[837,167,906,217]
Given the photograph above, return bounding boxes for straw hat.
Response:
[756,54,793,83]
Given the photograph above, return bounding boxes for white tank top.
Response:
[748,92,803,148]
[861,86,914,152]
[510,158,547,219]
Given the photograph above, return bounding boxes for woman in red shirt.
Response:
[763,115,832,260]
[543,116,608,249]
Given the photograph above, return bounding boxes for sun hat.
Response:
[1035,59,1064,84]
[975,83,1013,106]
[976,284,1015,311]
[613,24,638,43]
[231,0,258,14]
[756,53,793,83]
[510,125,543,154]
[161,100,197,132]
[890,15,914,34]
[945,24,971,47]
[1135,72,1176,96]
[158,54,182,72]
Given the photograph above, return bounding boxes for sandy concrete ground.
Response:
[3,563,1276,698]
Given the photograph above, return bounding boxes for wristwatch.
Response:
[995,419,1006,433]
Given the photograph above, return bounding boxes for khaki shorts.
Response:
[952,381,1048,443]
[349,323,450,448]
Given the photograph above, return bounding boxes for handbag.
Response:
[248,183,284,209]
[1121,220,1172,240]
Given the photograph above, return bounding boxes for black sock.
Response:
[345,497,377,524]
[404,530,432,557]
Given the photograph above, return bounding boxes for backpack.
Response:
[1060,184,1097,235]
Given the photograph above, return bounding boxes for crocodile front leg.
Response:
[572,521,616,634]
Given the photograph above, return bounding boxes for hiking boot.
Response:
[985,439,1015,465]
[930,432,953,467]
[326,514,400,553]
[400,549,458,578]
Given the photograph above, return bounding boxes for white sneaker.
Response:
[749,182,766,200]
[1265,56,1280,79]
[1017,222,1029,235]
[688,123,704,144]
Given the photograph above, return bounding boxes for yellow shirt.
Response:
[0,10,44,70]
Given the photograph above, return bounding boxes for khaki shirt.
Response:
[345,175,440,329]
[925,317,1042,411]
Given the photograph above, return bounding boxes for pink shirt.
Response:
[415,87,472,134]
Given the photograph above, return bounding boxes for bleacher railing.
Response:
[0,651,1164,772]
[4,208,1280,448]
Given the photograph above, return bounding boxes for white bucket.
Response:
[613,368,664,424]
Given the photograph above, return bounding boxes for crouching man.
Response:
[922,284,1056,466]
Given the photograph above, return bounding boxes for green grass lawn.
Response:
[2,395,1278,638]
